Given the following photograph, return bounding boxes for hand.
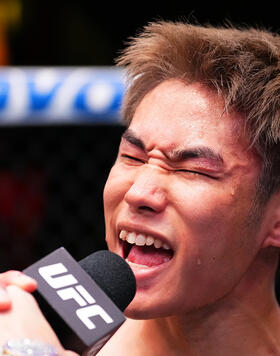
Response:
[0,285,78,355]
[0,270,37,311]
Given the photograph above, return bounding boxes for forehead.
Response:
[128,80,249,155]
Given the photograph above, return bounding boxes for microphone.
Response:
[23,247,136,355]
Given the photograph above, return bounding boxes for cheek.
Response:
[173,181,233,225]
[104,169,120,214]
[175,176,254,226]
[172,194,259,306]
[173,180,257,260]
[178,184,259,265]
[103,165,132,221]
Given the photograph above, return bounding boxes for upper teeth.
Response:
[119,230,171,250]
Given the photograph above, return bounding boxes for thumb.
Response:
[0,271,37,292]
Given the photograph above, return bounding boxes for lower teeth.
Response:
[126,260,150,268]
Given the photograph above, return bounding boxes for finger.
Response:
[64,351,80,356]
[0,271,37,292]
[0,285,11,311]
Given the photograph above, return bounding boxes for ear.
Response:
[262,194,280,248]
[262,221,280,248]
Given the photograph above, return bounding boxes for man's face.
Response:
[103,80,264,318]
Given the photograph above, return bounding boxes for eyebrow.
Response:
[122,129,145,150]
[122,128,224,166]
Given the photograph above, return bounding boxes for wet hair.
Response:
[116,21,280,205]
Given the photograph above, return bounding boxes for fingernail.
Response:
[0,287,11,310]
[16,274,37,291]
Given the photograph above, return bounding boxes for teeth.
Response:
[154,239,162,248]
[127,232,136,244]
[146,236,154,246]
[135,234,146,246]
[119,230,171,250]
[119,230,127,240]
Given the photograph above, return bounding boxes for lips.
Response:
[119,229,174,267]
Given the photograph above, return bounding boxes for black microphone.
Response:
[23,247,136,355]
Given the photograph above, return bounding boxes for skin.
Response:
[0,271,37,310]
[101,79,280,355]
[104,79,264,317]
[1,79,280,355]
[0,274,77,355]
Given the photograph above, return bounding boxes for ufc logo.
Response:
[38,263,114,330]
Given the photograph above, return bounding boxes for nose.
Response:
[124,167,167,215]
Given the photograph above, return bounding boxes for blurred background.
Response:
[0,0,279,352]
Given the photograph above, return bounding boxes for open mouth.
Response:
[119,230,174,267]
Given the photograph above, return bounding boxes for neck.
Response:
[150,295,279,356]
[137,296,280,356]
[127,248,280,356]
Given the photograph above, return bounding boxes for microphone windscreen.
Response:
[79,250,136,312]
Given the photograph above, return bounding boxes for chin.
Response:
[123,290,219,320]
[124,307,163,320]
[123,298,178,320]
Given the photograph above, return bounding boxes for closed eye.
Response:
[176,169,217,179]
[121,154,145,163]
